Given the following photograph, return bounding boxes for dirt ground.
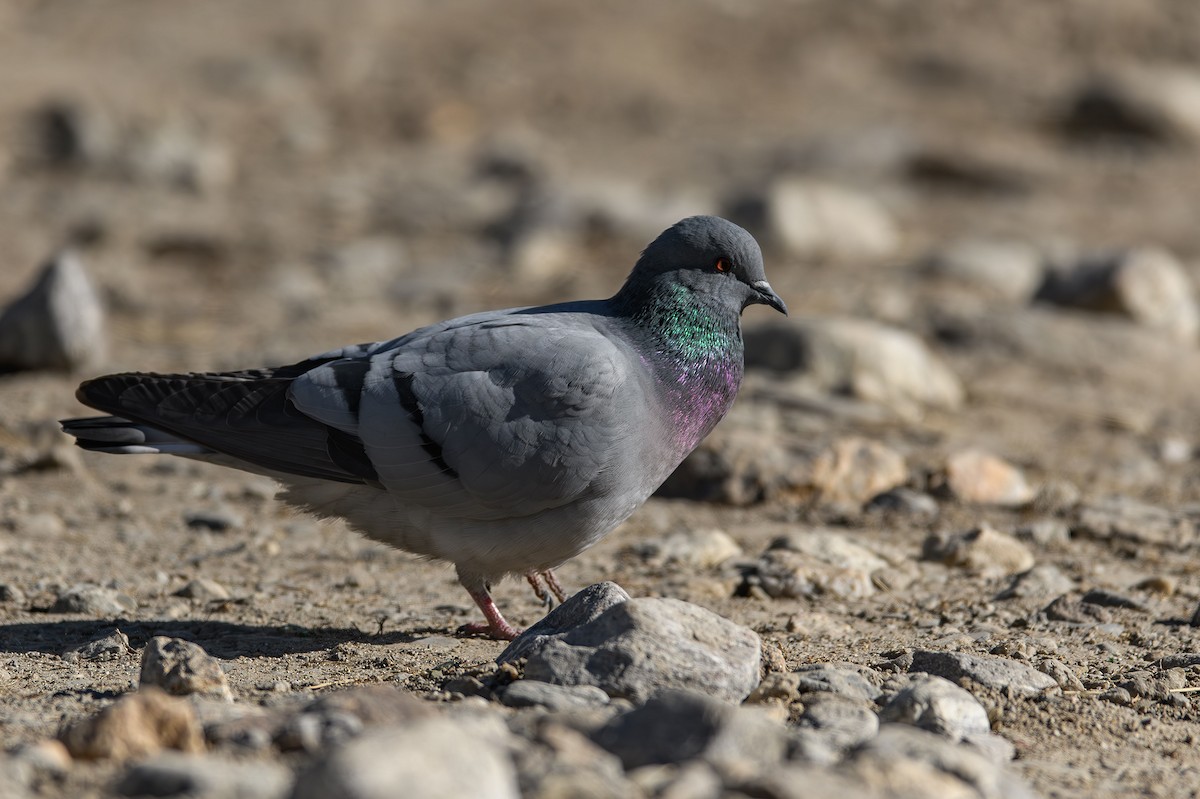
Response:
[4,2,1200,797]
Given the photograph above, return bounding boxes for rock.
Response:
[592,690,787,779]
[908,651,1057,697]
[879,674,990,742]
[290,716,518,799]
[174,578,231,601]
[1134,575,1177,596]
[941,450,1035,507]
[735,179,900,261]
[1073,497,1195,546]
[1036,247,1199,342]
[0,252,105,372]
[634,528,743,569]
[511,719,633,799]
[1043,595,1111,625]
[794,664,883,702]
[0,583,27,605]
[276,684,434,751]
[658,425,800,505]
[64,628,132,662]
[498,581,632,664]
[499,681,611,712]
[809,437,908,506]
[3,739,71,796]
[506,590,760,704]
[738,762,888,799]
[184,507,244,532]
[864,488,940,519]
[741,549,875,601]
[1015,519,1071,547]
[25,98,118,168]
[995,564,1076,601]
[140,637,233,701]
[59,688,204,761]
[48,584,136,615]
[769,530,890,573]
[1081,588,1148,611]
[922,525,1035,577]
[115,752,291,799]
[796,693,880,752]
[922,238,1045,302]
[1061,65,1200,145]
[745,317,964,419]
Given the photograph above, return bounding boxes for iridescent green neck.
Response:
[618,281,742,364]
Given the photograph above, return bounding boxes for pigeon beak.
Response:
[750,280,788,315]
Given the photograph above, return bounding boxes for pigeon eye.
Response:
[714,258,732,274]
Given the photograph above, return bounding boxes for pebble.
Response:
[1015,519,1071,547]
[995,564,1076,601]
[748,179,901,261]
[0,251,106,372]
[809,437,908,506]
[140,637,233,701]
[1073,496,1192,546]
[634,527,743,569]
[941,450,1035,507]
[657,424,799,505]
[505,585,760,704]
[795,693,880,752]
[64,628,132,662]
[510,718,632,799]
[922,525,1035,576]
[1080,589,1148,612]
[48,584,137,615]
[291,715,517,799]
[879,674,990,742]
[174,578,231,601]
[1043,595,1111,624]
[0,583,27,604]
[1134,575,1176,596]
[1061,65,1200,145]
[922,238,1045,302]
[591,689,787,780]
[115,752,292,799]
[744,316,965,420]
[59,688,204,761]
[794,664,883,702]
[498,581,631,664]
[184,507,245,532]
[908,651,1057,697]
[769,529,890,573]
[1037,659,1087,691]
[864,487,940,520]
[1037,247,1199,342]
[742,549,875,601]
[499,681,612,712]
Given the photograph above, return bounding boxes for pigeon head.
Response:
[627,215,787,315]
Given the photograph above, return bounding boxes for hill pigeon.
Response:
[61,216,786,639]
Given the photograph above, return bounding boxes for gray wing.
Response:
[289,314,633,519]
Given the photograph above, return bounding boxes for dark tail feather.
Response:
[60,416,212,455]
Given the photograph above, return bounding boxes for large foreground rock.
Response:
[499,582,760,703]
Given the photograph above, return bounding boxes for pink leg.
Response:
[541,569,568,603]
[459,589,521,640]
[525,572,549,604]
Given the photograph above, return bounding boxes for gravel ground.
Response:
[4,2,1200,797]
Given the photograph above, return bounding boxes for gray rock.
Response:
[741,549,875,601]
[64,628,132,662]
[879,674,990,741]
[769,530,890,573]
[1037,659,1086,691]
[0,584,27,605]
[1037,247,1199,342]
[1062,65,1200,145]
[174,578,231,601]
[49,584,136,615]
[1073,496,1195,546]
[796,693,879,752]
[745,316,964,420]
[516,595,761,704]
[290,716,518,799]
[864,488,940,519]
[809,437,908,506]
[922,238,1045,302]
[908,651,1057,697]
[0,252,105,372]
[738,762,888,799]
[634,527,742,569]
[498,681,611,712]
[922,526,1035,577]
[793,664,883,702]
[592,690,787,778]
[115,752,291,799]
[658,424,801,505]
[140,637,233,701]
[1015,519,1072,547]
[995,564,1076,601]
[498,581,632,664]
[184,507,244,532]
[1081,588,1148,612]
[511,719,633,799]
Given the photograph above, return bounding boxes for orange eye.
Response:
[715,258,731,273]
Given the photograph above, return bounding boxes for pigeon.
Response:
[61,215,786,639]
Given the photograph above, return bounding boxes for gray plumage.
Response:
[62,215,785,639]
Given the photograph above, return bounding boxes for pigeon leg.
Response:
[525,572,550,605]
[540,569,568,603]
[459,589,521,640]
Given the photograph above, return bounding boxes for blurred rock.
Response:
[115,752,291,799]
[1036,247,1198,342]
[921,238,1045,302]
[499,681,611,712]
[184,507,244,532]
[908,651,1057,697]
[59,688,204,761]
[864,487,940,520]
[499,581,632,664]
[64,628,132,662]
[658,424,801,505]
[140,637,233,702]
[809,437,908,506]
[0,252,106,372]
[634,527,742,569]
[880,674,990,742]
[24,99,118,168]
[1015,519,1071,547]
[592,689,787,778]
[1073,496,1195,546]
[48,584,136,615]
[174,578,231,601]
[923,525,1035,576]
[277,685,432,752]
[940,450,1035,507]
[290,716,518,799]
[769,529,890,573]
[741,548,876,600]
[511,719,633,799]
[903,143,1036,196]
[745,317,964,419]
[1061,65,1200,145]
[796,693,880,753]
[510,590,760,703]
[731,179,900,261]
[995,564,1075,601]
[1037,659,1086,691]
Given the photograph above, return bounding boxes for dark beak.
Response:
[750,280,788,315]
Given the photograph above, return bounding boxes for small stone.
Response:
[793,664,883,702]
[809,437,908,506]
[0,251,106,372]
[115,752,291,799]
[64,628,132,662]
[59,688,204,761]
[291,716,519,799]
[1061,65,1200,145]
[1037,659,1087,691]
[184,507,244,532]
[48,584,137,615]
[139,637,233,701]
[742,548,875,601]
[1037,247,1199,342]
[173,578,231,601]
[511,719,633,799]
[0,583,26,604]
[908,651,1057,697]
[995,564,1076,601]
[743,179,901,261]
[923,525,1035,577]
[880,674,991,741]
[499,681,611,711]
[658,425,800,505]
[1015,519,1071,547]
[8,739,71,783]
[634,528,743,569]
[498,581,632,664]
[941,450,1035,507]
[1080,589,1148,612]
[864,488,940,519]
[796,693,880,751]
[1043,595,1111,624]
[922,238,1045,302]
[769,530,890,573]
[1074,496,1193,546]
[1099,687,1134,706]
